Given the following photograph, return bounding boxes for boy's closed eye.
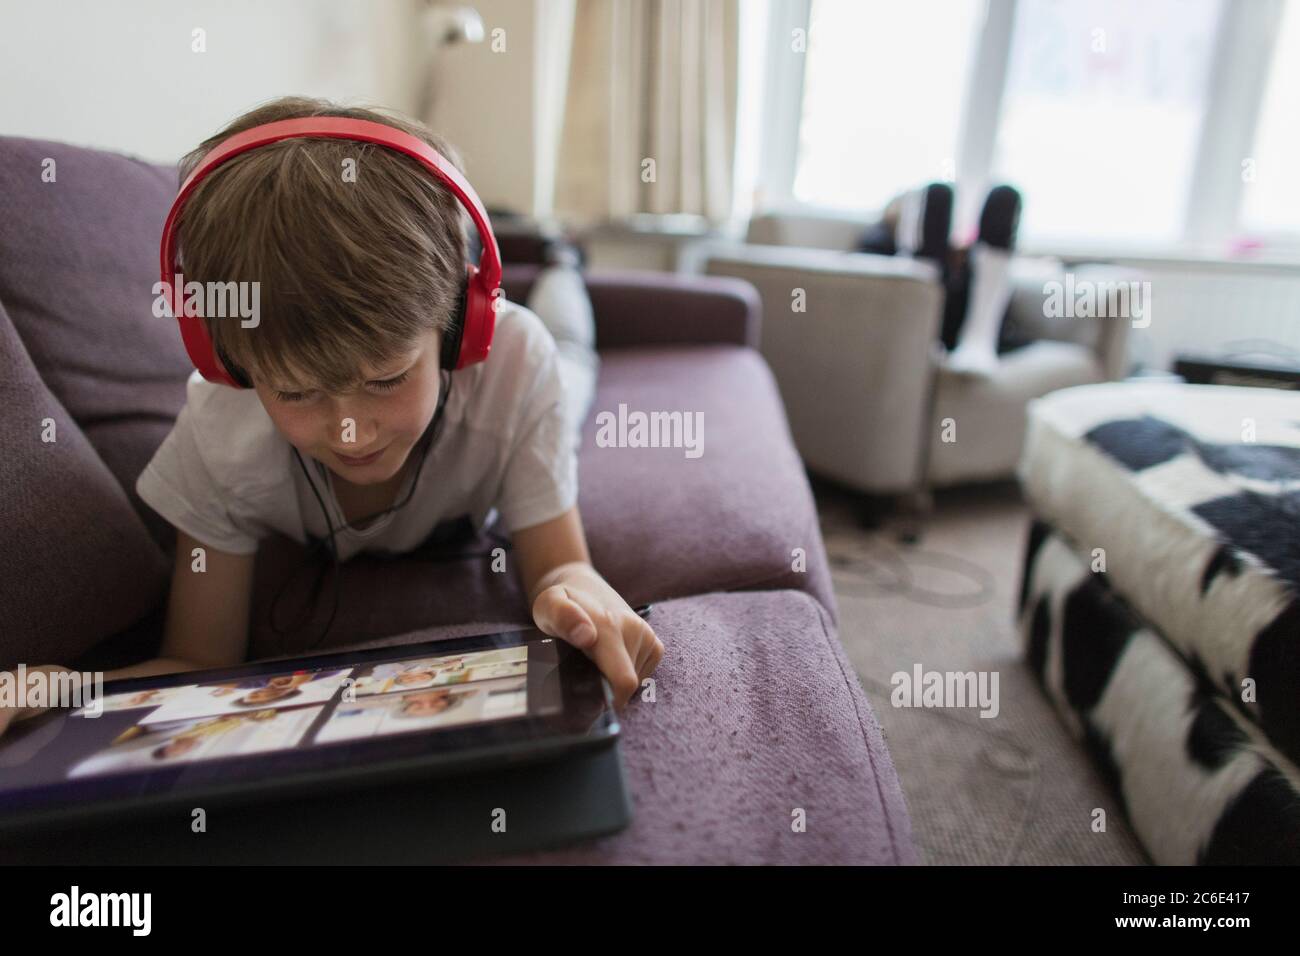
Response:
[275,369,411,403]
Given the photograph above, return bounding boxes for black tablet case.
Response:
[0,740,630,864]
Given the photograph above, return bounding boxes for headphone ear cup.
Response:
[440,277,470,370]
[453,265,497,370]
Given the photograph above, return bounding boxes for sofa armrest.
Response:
[692,242,944,494]
[501,264,760,350]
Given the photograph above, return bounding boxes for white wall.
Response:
[427,0,574,216]
[0,0,426,164]
[0,0,566,216]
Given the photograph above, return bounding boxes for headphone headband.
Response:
[160,115,502,387]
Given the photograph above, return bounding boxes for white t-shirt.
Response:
[136,301,577,561]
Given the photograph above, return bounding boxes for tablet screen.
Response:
[0,629,614,828]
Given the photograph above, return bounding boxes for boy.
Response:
[0,97,660,735]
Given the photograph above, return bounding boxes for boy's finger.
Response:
[635,635,664,683]
[628,620,661,678]
[589,637,639,709]
[532,585,598,650]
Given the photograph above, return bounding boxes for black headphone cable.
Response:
[268,368,506,653]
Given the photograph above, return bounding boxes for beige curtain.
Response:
[555,0,740,225]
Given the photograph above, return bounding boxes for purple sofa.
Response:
[0,135,916,864]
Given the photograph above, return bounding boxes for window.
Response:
[990,0,1222,244]
[1239,0,1300,236]
[790,0,983,212]
[767,0,1300,252]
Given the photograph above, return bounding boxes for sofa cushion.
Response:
[0,138,190,548]
[578,344,836,615]
[244,343,837,658]
[498,589,914,864]
[0,590,915,864]
[0,301,170,670]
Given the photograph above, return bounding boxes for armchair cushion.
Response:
[929,340,1103,487]
[1000,259,1138,378]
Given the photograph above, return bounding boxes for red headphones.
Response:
[159,116,502,388]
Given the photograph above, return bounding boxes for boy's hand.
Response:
[530,563,663,709]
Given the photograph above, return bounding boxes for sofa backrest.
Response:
[0,136,194,545]
[0,136,195,667]
[0,291,172,670]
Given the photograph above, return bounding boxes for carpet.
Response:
[814,478,1149,865]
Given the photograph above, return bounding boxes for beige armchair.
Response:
[682,211,1132,508]
[927,258,1132,487]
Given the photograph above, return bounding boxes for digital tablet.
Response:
[0,628,618,832]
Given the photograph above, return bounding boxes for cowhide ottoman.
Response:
[1015,381,1300,864]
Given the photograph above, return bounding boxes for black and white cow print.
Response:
[1018,382,1300,766]
[1019,521,1300,865]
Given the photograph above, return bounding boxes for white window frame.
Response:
[755,0,1300,261]
[756,0,812,214]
